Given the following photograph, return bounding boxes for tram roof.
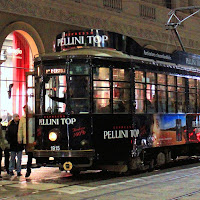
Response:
[34,47,133,62]
[34,47,200,75]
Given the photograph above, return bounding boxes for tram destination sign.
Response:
[45,68,66,74]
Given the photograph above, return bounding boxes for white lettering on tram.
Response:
[39,118,76,126]
[57,35,108,47]
[104,129,139,139]
[60,118,76,125]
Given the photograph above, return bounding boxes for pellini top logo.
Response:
[57,35,108,47]
[39,118,76,126]
[104,129,139,140]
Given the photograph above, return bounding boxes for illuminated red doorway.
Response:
[12,31,31,117]
[0,31,34,121]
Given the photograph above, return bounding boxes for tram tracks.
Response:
[168,189,200,200]
[1,160,200,199]
[79,167,200,200]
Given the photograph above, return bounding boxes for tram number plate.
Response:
[50,146,60,151]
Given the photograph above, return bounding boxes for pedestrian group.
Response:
[0,105,33,179]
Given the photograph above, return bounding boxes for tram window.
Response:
[157,85,166,113]
[93,67,110,113]
[189,79,197,113]
[113,68,130,113]
[146,84,156,113]
[69,76,89,113]
[69,76,89,98]
[135,82,145,113]
[158,74,166,85]
[93,67,109,80]
[135,71,145,113]
[113,82,130,113]
[135,89,145,113]
[45,75,66,113]
[113,68,130,81]
[70,99,89,114]
[94,99,110,113]
[168,86,176,113]
[168,91,176,113]
[168,76,176,113]
[70,63,89,75]
[93,81,110,113]
[157,74,166,113]
[177,76,185,86]
[146,72,155,84]
[177,77,185,113]
[135,71,144,82]
[168,75,175,85]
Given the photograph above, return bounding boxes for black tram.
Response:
[31,30,200,173]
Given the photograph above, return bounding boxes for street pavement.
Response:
[1,162,200,199]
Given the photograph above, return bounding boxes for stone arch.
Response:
[0,21,45,57]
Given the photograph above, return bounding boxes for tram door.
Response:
[25,72,35,145]
[68,62,92,150]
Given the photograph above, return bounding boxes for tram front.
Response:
[33,54,95,172]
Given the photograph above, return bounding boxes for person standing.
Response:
[18,105,35,178]
[7,114,23,176]
[0,118,10,178]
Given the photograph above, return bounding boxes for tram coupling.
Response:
[63,161,73,171]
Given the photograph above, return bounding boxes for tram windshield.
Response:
[44,75,66,113]
[36,62,90,114]
[69,63,90,113]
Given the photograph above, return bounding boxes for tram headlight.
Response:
[49,130,58,142]
[80,139,89,149]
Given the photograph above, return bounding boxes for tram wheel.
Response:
[148,159,155,172]
[156,152,166,166]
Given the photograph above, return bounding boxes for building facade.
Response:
[0,0,199,120]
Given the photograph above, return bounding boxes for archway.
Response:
[0,22,44,121]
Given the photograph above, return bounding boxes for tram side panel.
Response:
[93,114,134,162]
[93,114,189,163]
[151,114,187,147]
[186,114,200,155]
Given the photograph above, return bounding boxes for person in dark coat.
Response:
[0,118,10,178]
[7,114,23,176]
